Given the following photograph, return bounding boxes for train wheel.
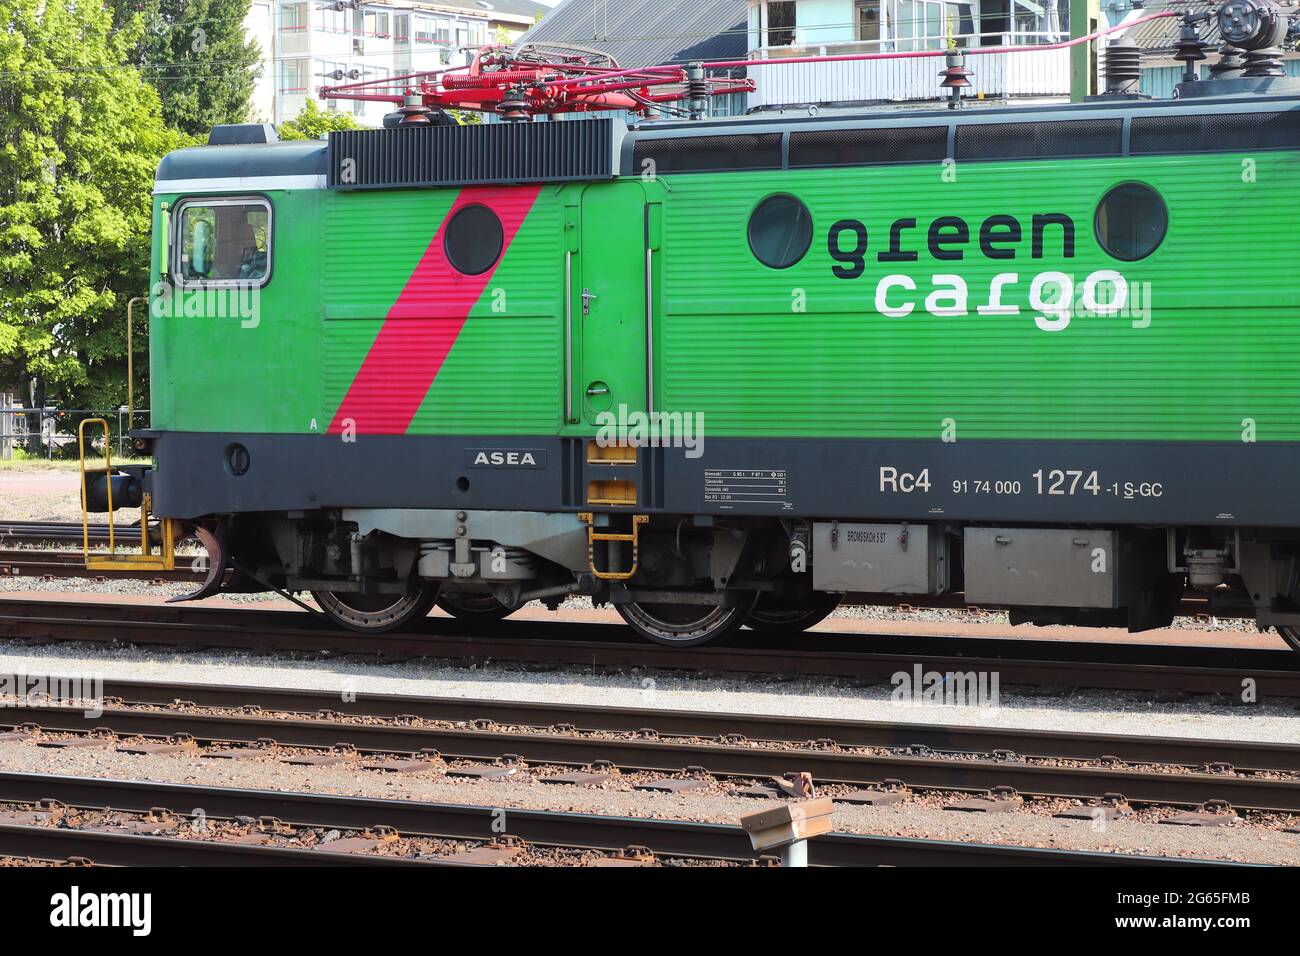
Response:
[436,590,516,622]
[616,593,758,647]
[313,586,439,634]
[1277,626,1300,653]
[746,591,840,634]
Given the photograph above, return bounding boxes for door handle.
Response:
[582,288,597,315]
[586,384,610,397]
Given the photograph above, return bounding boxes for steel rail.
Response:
[0,771,1239,867]
[0,824,440,867]
[0,550,205,583]
[9,698,1299,812]
[1,598,1298,699]
[61,676,1300,773]
[0,522,127,544]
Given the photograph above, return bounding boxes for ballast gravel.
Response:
[0,593,1293,744]
[1,740,1296,864]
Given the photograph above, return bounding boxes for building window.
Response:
[856,1,881,42]
[766,1,796,46]
[172,199,272,288]
[748,194,812,269]
[314,2,346,32]
[353,8,388,35]
[280,58,309,92]
[394,13,409,42]
[1095,182,1167,262]
[887,0,977,50]
[280,1,308,30]
[444,204,504,276]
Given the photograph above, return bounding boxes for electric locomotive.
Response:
[84,1,1300,649]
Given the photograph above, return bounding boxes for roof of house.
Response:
[515,0,747,67]
[1124,2,1222,53]
[431,0,550,25]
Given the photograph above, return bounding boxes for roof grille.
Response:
[327,119,618,189]
[1130,110,1300,154]
[632,133,782,173]
[789,125,947,167]
[955,119,1123,160]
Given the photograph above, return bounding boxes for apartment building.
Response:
[245,0,548,126]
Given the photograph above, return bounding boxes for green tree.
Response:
[0,0,186,424]
[277,99,361,140]
[114,0,262,138]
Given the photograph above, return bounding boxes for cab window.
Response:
[173,198,271,286]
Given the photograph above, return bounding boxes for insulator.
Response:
[1208,44,1248,79]
[939,63,973,90]
[939,51,972,110]
[397,94,432,125]
[1174,21,1211,80]
[685,62,708,121]
[1242,46,1285,76]
[496,87,531,121]
[1102,43,1142,94]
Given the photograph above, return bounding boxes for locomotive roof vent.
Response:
[327,117,625,190]
[1176,0,1300,98]
[207,123,280,146]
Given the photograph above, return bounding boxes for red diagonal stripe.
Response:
[328,185,543,435]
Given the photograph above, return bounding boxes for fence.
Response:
[0,397,151,461]
[746,33,1071,110]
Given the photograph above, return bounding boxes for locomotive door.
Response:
[573,182,648,426]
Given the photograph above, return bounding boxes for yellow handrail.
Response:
[78,418,115,558]
[77,416,177,572]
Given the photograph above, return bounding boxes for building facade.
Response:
[246,0,548,127]
[745,0,1072,109]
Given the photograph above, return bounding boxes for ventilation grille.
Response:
[327,120,617,189]
[1130,110,1300,154]
[633,133,782,173]
[789,125,947,167]
[955,119,1123,160]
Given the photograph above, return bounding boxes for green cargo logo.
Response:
[825,213,1146,332]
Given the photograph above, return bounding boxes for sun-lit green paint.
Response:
[150,147,1300,443]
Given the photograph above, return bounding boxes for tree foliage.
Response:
[114,0,261,138]
[0,0,186,414]
[277,99,361,140]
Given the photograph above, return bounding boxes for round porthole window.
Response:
[748,194,813,269]
[444,203,505,275]
[1094,182,1168,262]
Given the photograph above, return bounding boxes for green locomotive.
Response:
[91,3,1300,647]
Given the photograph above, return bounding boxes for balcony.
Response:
[746,34,1069,110]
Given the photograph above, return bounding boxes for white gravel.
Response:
[0,636,1295,745]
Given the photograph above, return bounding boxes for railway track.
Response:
[6,676,1299,814]
[0,523,156,546]
[0,772,1242,867]
[1,597,1298,699]
[0,549,204,583]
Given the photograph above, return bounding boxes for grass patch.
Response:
[0,457,152,472]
